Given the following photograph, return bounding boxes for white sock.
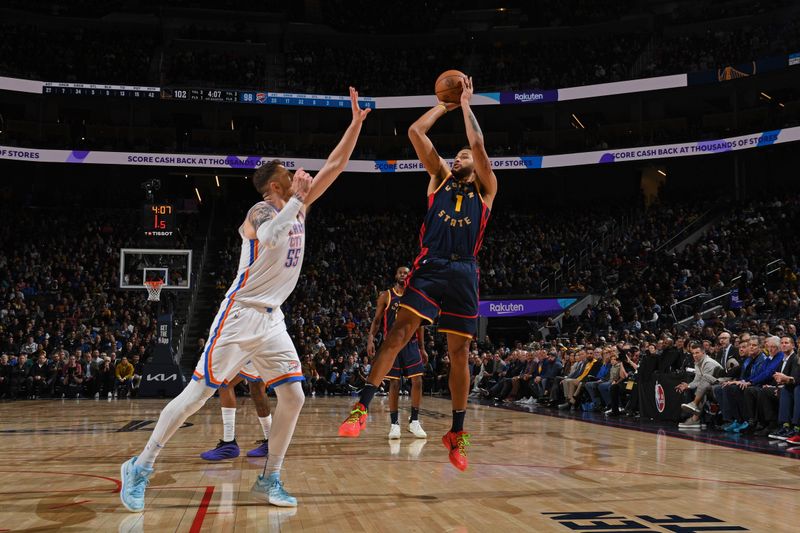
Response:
[138,436,164,470]
[259,414,272,440]
[265,454,284,477]
[137,380,215,470]
[222,407,236,442]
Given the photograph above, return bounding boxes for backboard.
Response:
[119,248,193,290]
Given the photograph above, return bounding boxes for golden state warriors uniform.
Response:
[400,174,490,337]
[192,201,306,391]
[384,287,424,379]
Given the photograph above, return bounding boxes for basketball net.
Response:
[144,279,164,302]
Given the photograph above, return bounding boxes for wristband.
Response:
[437,103,448,113]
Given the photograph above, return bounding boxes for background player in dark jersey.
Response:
[366,266,429,440]
[340,76,498,471]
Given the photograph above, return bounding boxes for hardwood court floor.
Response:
[0,395,798,532]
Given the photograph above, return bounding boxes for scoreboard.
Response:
[41,82,376,109]
[43,82,159,99]
[143,203,175,237]
[161,88,239,103]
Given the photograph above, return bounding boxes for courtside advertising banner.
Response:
[479,298,578,318]
[1,127,796,172]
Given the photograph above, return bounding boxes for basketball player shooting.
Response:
[120,87,370,512]
[339,76,497,471]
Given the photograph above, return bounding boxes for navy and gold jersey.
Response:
[417,174,490,260]
[383,287,403,336]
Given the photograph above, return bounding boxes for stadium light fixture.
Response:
[571,113,585,129]
[195,187,202,203]
[215,175,220,187]
[760,91,772,100]
[657,169,667,177]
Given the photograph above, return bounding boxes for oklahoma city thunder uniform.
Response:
[192,201,306,391]
[400,174,490,337]
[384,287,425,379]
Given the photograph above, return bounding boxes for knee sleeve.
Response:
[274,381,305,412]
[162,380,215,421]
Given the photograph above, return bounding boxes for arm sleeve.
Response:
[256,197,304,249]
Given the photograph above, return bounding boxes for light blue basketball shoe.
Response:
[120,456,153,512]
[250,472,297,507]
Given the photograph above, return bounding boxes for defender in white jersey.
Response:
[119,87,371,512]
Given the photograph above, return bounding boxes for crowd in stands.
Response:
[1,8,798,92]
[3,179,800,447]
[200,193,799,445]
[0,24,155,85]
[0,207,196,399]
[164,49,266,89]
[646,19,800,78]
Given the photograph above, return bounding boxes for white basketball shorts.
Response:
[192,301,303,391]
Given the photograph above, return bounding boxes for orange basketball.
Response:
[435,70,466,104]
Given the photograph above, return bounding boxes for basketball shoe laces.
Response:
[130,468,150,499]
[455,433,471,456]
[345,405,367,425]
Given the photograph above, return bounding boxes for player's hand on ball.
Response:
[291,168,313,201]
[350,86,371,123]
[460,76,474,106]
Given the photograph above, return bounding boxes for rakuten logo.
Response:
[489,303,524,314]
[514,92,543,102]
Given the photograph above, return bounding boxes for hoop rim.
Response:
[144,279,165,301]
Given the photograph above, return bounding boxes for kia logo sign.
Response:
[146,373,178,382]
[655,382,666,413]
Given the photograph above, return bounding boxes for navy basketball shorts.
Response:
[387,340,425,379]
[399,256,478,338]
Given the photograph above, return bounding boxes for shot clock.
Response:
[143,203,175,237]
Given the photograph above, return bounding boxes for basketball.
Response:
[435,69,466,103]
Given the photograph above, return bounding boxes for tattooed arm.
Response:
[248,201,298,249]
[460,76,497,208]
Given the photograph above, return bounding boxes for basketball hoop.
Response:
[144,279,164,302]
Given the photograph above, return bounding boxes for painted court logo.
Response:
[655,382,666,413]
[543,512,749,531]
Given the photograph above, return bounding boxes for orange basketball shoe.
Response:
[441,431,471,471]
[338,403,368,437]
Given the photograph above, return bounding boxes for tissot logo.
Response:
[146,373,178,382]
[489,302,524,314]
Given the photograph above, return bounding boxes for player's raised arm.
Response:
[304,87,371,206]
[408,101,458,195]
[460,76,497,208]
[367,290,391,357]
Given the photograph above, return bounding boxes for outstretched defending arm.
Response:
[460,76,498,208]
[409,100,459,195]
[304,87,371,206]
[251,170,313,248]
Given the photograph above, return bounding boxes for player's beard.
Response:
[452,165,474,182]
